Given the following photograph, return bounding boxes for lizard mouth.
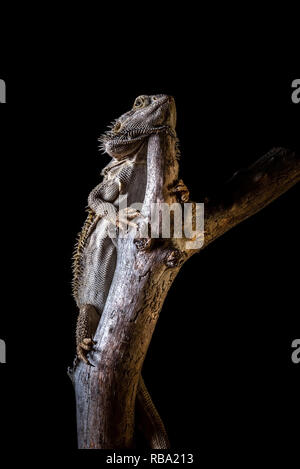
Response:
[99,130,149,151]
[99,96,176,154]
[99,126,172,152]
[99,97,173,145]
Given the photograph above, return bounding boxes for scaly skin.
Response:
[72,95,188,448]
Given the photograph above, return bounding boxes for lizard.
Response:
[72,94,189,449]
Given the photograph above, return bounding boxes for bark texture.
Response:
[204,147,300,247]
[73,140,299,449]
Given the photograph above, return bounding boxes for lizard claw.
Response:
[77,338,96,366]
[123,207,143,220]
[172,179,190,202]
[116,207,142,231]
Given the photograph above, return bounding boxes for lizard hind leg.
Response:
[76,304,101,366]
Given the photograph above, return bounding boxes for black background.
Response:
[0,34,299,462]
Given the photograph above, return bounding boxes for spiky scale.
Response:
[72,208,97,302]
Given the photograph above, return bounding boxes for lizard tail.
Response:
[136,375,170,449]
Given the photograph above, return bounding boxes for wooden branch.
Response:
[203,147,300,248]
[73,142,299,449]
[73,133,181,449]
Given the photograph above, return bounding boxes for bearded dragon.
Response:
[72,94,188,449]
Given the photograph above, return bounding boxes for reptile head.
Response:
[100,94,176,159]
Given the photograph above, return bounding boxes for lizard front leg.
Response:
[76,304,100,366]
[171,179,190,202]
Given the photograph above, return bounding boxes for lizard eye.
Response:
[133,96,144,109]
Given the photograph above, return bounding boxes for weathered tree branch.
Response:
[73,140,299,449]
[203,147,300,248]
[74,133,180,448]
